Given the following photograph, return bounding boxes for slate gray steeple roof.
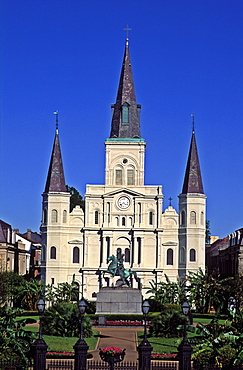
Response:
[182,130,204,194]
[110,39,141,139]
[44,129,66,193]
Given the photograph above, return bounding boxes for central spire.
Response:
[109,39,141,139]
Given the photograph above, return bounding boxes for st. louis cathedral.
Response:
[40,39,206,300]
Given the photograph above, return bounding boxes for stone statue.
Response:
[104,247,139,287]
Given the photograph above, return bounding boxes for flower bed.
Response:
[47,352,93,359]
[151,353,177,360]
[47,352,74,359]
[94,320,151,326]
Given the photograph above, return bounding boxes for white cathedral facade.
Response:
[40,39,206,300]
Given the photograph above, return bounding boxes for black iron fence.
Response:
[0,359,32,370]
[46,360,73,370]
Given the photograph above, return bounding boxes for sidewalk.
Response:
[89,327,143,361]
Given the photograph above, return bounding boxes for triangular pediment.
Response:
[104,188,145,198]
[68,239,83,244]
[162,241,178,246]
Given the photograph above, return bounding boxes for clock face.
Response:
[117,196,130,209]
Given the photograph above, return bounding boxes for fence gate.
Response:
[87,360,137,370]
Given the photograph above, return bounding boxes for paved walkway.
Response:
[89,327,143,361]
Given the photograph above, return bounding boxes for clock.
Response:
[117,196,130,209]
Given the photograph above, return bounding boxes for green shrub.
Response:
[149,311,185,337]
[42,302,92,338]
[0,306,34,364]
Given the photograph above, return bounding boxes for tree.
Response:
[0,271,27,307]
[186,268,232,313]
[205,220,211,243]
[146,274,186,307]
[227,275,243,314]
[45,275,79,304]
[16,279,42,310]
[66,185,85,212]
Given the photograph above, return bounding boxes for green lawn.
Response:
[137,331,199,354]
[193,318,227,325]
[44,332,99,352]
[16,316,39,321]
[24,326,99,352]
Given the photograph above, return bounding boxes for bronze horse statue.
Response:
[104,253,139,286]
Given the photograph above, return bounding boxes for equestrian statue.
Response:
[104,247,139,287]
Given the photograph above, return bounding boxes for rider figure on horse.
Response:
[105,248,139,286]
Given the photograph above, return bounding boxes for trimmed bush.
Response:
[42,302,92,337]
[149,311,185,337]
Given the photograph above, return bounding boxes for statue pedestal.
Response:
[96,287,142,315]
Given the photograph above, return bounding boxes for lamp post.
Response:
[137,300,153,370]
[73,298,89,370]
[32,296,48,370]
[177,300,192,370]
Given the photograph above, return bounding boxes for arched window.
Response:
[167,248,173,265]
[149,211,153,225]
[43,209,47,224]
[122,217,126,226]
[125,248,130,262]
[138,238,141,265]
[129,217,133,226]
[180,247,186,263]
[138,203,142,224]
[115,169,122,185]
[106,237,110,259]
[116,217,119,226]
[63,210,67,223]
[201,211,204,225]
[122,104,129,124]
[107,202,111,223]
[73,247,80,263]
[127,169,135,185]
[95,211,99,225]
[190,211,196,225]
[50,246,56,259]
[52,209,58,223]
[190,248,196,262]
[181,210,186,226]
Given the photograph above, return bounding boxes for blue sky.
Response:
[0,0,243,239]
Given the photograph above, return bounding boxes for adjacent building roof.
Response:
[0,220,12,243]
[44,129,67,193]
[181,130,204,194]
[109,39,141,139]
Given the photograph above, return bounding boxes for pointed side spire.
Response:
[110,39,141,139]
[182,127,204,194]
[44,119,66,193]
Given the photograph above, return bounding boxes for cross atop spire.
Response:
[191,113,195,132]
[123,24,132,44]
[54,111,59,132]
